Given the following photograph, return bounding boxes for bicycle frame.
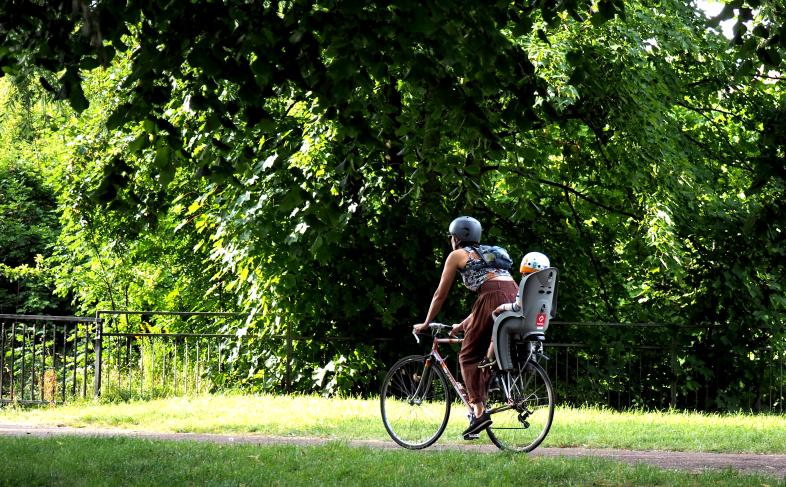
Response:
[492,341,547,411]
[414,333,472,411]
[413,326,547,414]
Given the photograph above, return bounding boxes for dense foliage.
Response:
[0,83,70,314]
[0,163,62,314]
[0,1,784,407]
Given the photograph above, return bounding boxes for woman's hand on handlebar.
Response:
[413,322,430,334]
[413,323,452,334]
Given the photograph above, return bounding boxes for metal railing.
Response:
[1,313,783,412]
[0,314,100,405]
[93,310,247,400]
[543,322,785,413]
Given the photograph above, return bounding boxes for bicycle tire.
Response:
[380,354,451,449]
[486,360,554,452]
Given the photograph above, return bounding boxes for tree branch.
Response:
[753,73,784,81]
[564,188,618,321]
[675,101,751,169]
[679,129,754,173]
[537,177,639,219]
[675,101,740,119]
[482,164,640,220]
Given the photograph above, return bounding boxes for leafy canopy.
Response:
[0,1,784,404]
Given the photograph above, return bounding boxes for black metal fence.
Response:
[1,313,784,412]
[543,322,785,413]
[0,314,99,405]
[94,310,247,401]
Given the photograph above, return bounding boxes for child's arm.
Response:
[493,301,520,317]
[451,313,473,335]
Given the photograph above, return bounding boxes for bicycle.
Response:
[380,267,558,452]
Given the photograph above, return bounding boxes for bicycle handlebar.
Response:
[412,322,454,344]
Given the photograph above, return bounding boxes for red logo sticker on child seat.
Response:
[536,313,547,329]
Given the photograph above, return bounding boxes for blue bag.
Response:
[476,245,513,271]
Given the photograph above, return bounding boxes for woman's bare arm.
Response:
[414,249,465,332]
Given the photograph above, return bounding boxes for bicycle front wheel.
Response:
[487,360,554,452]
[380,355,451,449]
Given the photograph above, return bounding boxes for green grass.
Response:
[0,435,782,487]
[2,394,786,453]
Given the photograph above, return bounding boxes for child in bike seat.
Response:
[412,216,517,438]
[478,251,550,370]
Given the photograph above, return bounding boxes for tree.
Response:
[4,0,627,392]
[1,0,784,403]
[0,80,66,313]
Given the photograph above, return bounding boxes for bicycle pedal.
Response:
[462,432,480,440]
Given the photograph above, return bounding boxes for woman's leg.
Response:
[460,359,490,417]
[460,280,518,415]
[460,328,492,417]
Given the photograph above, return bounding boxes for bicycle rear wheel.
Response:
[487,360,554,452]
[380,355,451,449]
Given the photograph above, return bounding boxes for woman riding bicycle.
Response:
[413,216,517,437]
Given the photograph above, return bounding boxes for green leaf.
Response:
[756,47,781,66]
[464,163,481,176]
[752,25,768,38]
[328,57,355,80]
[598,0,616,21]
[590,11,607,27]
[566,50,582,66]
[128,133,149,153]
[410,11,437,34]
[511,18,533,37]
[537,29,551,46]
[154,145,171,170]
[159,164,175,187]
[106,105,132,130]
[279,188,305,213]
[80,57,101,70]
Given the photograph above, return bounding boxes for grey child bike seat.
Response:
[491,267,559,370]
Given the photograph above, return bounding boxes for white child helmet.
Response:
[520,252,550,274]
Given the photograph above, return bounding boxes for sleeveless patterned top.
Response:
[458,246,512,292]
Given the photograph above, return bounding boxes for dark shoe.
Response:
[488,372,500,392]
[478,357,496,369]
[462,412,492,436]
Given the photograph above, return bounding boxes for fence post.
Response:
[285,319,292,393]
[670,332,678,409]
[93,312,103,398]
[778,348,786,414]
[0,323,5,400]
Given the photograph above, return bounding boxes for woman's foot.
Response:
[462,411,492,436]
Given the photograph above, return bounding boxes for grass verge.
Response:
[0,436,781,487]
[1,394,786,453]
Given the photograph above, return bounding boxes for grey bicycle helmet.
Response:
[448,216,482,244]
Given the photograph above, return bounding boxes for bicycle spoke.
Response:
[487,360,554,452]
[380,355,451,449]
[391,370,413,397]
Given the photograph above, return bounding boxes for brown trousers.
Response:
[460,279,519,405]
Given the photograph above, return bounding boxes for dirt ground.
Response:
[1,423,785,479]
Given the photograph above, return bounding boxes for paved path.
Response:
[2,424,785,479]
